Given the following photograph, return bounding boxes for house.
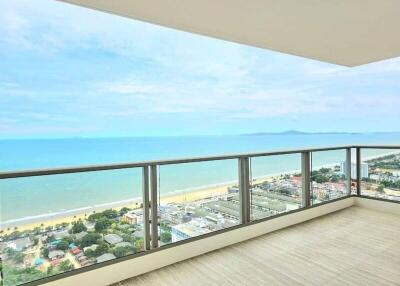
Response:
[74,231,88,240]
[52,230,69,240]
[104,234,123,245]
[51,258,62,267]
[123,210,143,225]
[48,250,65,260]
[6,237,33,251]
[96,253,117,263]
[71,247,82,255]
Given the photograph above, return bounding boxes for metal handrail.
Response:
[1,145,399,179]
[0,145,357,179]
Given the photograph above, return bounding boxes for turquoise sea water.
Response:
[1,133,400,225]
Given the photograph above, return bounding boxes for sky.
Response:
[1,1,400,139]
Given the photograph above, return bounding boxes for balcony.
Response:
[0,145,400,286]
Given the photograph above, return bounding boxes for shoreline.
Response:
[1,174,279,233]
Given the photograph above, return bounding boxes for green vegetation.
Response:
[311,168,344,184]
[160,231,172,243]
[113,246,135,258]
[4,248,25,264]
[119,207,132,216]
[93,243,109,257]
[377,185,385,194]
[94,218,112,233]
[56,240,70,251]
[71,221,87,234]
[2,265,46,286]
[379,180,400,190]
[58,260,74,272]
[79,233,102,247]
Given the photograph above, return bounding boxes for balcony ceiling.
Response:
[59,0,400,67]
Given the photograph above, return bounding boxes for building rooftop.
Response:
[96,253,117,264]
[104,234,124,245]
[113,206,400,286]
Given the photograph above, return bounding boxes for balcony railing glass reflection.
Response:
[249,154,303,221]
[360,148,400,201]
[156,160,239,245]
[0,168,144,286]
[311,150,350,205]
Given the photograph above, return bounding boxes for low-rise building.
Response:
[171,218,210,242]
[52,230,69,240]
[104,234,123,245]
[74,231,88,240]
[48,250,65,260]
[123,210,143,225]
[6,237,33,251]
[96,253,116,263]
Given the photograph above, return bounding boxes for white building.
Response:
[340,161,369,180]
[171,218,210,243]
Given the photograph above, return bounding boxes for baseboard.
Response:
[354,196,400,215]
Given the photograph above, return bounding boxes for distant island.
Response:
[242,130,400,136]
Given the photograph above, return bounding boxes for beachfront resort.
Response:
[1,153,400,286]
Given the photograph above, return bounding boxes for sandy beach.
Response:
[0,175,279,234]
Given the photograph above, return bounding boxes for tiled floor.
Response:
[113,206,400,286]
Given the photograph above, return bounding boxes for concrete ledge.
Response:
[354,196,400,215]
[43,197,354,286]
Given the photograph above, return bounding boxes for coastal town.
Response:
[1,153,400,286]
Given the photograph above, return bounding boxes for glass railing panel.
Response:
[157,160,239,245]
[249,154,302,221]
[360,148,400,201]
[311,150,349,205]
[0,168,143,286]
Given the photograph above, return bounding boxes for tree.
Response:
[71,221,87,234]
[119,207,132,216]
[160,231,172,244]
[57,240,69,251]
[134,238,144,251]
[80,233,101,248]
[59,260,75,272]
[93,243,109,257]
[88,212,103,222]
[5,248,25,264]
[2,265,46,286]
[102,209,119,219]
[95,218,112,233]
[42,247,49,258]
[113,246,134,258]
[84,249,95,258]
[47,265,55,275]
[377,184,385,194]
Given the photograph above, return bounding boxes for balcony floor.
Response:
[114,206,400,286]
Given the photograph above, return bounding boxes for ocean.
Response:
[1,133,400,226]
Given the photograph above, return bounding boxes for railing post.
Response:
[150,164,159,248]
[238,157,251,224]
[356,147,361,196]
[346,148,352,195]
[142,166,151,251]
[301,152,311,207]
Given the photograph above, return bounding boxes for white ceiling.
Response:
[59,0,400,67]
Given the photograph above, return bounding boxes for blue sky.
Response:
[1,1,400,139]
